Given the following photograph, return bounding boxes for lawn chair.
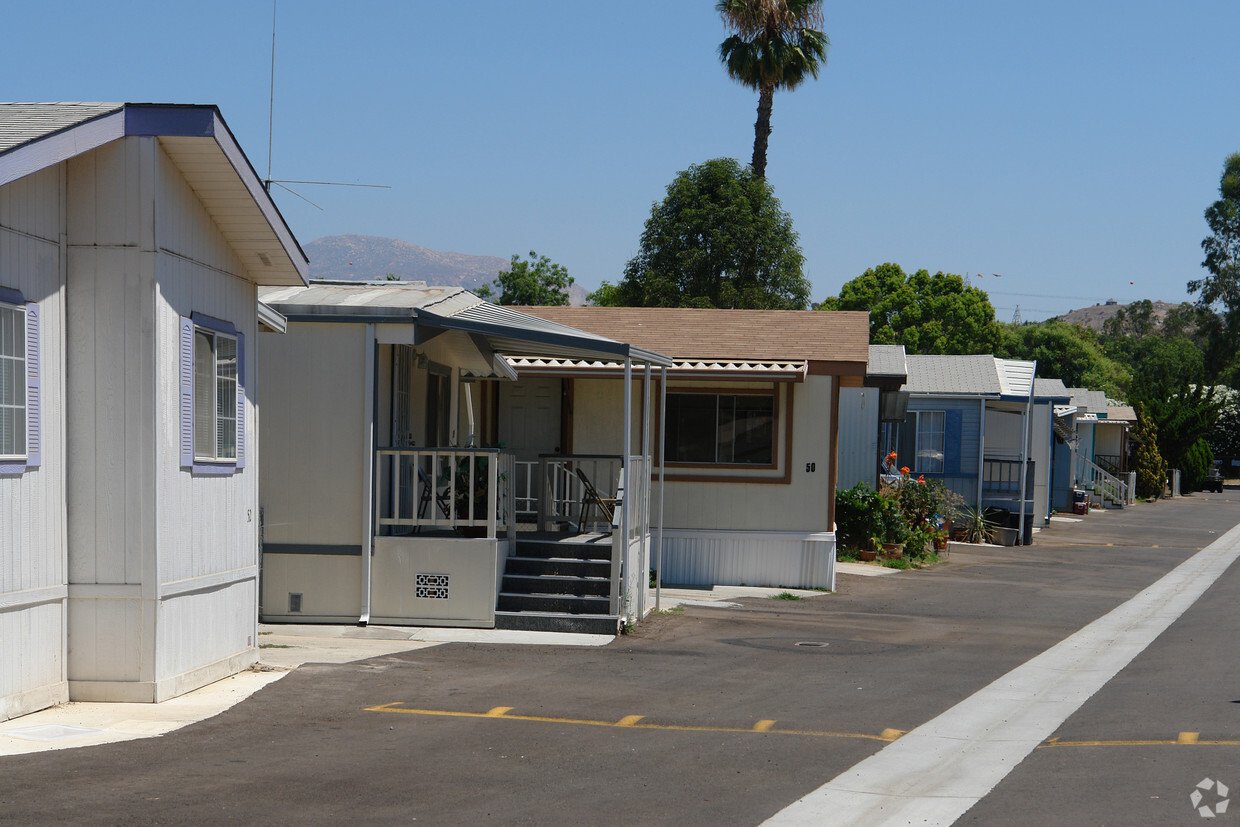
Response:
[575,467,616,533]
[416,465,453,532]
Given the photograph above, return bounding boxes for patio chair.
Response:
[574,467,616,533]
[416,465,453,531]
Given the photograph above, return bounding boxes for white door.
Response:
[499,378,562,513]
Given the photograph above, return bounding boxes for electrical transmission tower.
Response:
[1011,305,1022,325]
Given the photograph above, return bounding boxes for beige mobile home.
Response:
[0,103,307,720]
[257,282,670,634]
[504,307,871,591]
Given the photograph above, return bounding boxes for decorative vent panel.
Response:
[416,573,450,600]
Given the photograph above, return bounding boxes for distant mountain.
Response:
[304,234,590,305]
[1056,299,1181,332]
[305,234,508,288]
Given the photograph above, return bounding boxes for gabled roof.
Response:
[904,355,1038,398]
[1103,405,1136,423]
[0,102,308,287]
[260,281,672,366]
[1033,377,1071,400]
[512,306,869,374]
[1067,388,1110,415]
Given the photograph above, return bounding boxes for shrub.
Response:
[1182,438,1214,491]
[834,483,906,550]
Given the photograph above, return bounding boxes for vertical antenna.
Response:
[266,0,277,191]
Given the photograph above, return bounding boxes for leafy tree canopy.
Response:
[476,251,573,306]
[997,320,1129,399]
[591,158,811,309]
[1188,152,1240,381]
[818,262,1001,355]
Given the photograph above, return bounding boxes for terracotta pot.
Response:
[880,542,904,559]
[858,548,878,562]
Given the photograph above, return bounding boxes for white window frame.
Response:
[0,298,26,461]
[915,410,946,474]
[193,325,238,463]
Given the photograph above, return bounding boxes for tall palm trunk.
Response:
[751,84,775,179]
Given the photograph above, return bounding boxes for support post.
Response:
[359,325,376,626]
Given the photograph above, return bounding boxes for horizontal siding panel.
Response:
[657,531,834,589]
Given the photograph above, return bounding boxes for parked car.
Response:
[1204,466,1224,493]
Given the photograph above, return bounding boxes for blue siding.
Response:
[906,396,982,506]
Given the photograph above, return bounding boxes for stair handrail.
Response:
[1076,453,1128,506]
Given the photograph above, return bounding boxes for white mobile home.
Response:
[257,282,670,633]
[0,103,307,719]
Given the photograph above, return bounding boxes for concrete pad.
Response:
[654,584,827,609]
[836,562,899,577]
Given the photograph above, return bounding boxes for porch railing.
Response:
[1076,453,1128,507]
[374,447,516,538]
[982,458,1034,499]
[533,454,624,533]
[1094,453,1122,475]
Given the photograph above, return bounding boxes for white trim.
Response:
[0,109,125,188]
[159,566,259,599]
[0,584,68,611]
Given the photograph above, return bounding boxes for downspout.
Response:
[463,381,476,447]
[619,357,632,623]
[655,365,666,612]
[1017,363,1036,545]
[358,324,376,626]
[977,397,986,512]
[640,362,651,620]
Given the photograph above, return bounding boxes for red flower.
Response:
[900,466,910,475]
[917,475,925,484]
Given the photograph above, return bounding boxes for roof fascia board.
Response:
[0,108,124,187]
[125,105,309,286]
[257,301,287,334]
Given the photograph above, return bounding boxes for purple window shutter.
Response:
[179,316,194,467]
[24,302,40,468]
[235,331,246,469]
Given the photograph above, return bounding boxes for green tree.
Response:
[1189,152,1240,381]
[997,320,1129,398]
[1143,386,1221,488]
[818,263,1001,354]
[717,0,828,180]
[592,158,811,309]
[1133,401,1166,499]
[476,251,573,306]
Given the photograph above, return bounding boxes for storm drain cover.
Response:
[795,641,829,647]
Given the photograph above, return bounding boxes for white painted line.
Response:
[765,520,1240,827]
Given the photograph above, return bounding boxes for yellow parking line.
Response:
[365,703,896,742]
[1178,731,1199,744]
[1040,733,1240,748]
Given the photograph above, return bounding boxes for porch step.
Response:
[494,611,620,635]
[513,540,612,561]
[501,573,611,597]
[496,592,611,614]
[504,556,611,579]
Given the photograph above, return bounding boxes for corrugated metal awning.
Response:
[505,356,807,380]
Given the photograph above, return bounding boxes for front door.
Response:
[499,378,562,513]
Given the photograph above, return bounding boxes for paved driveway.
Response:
[2,492,1239,825]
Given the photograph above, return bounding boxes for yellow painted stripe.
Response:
[753,720,776,732]
[1039,736,1240,748]
[880,728,906,741]
[1178,731,1199,744]
[365,703,894,742]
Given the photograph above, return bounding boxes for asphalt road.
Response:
[3,491,1240,826]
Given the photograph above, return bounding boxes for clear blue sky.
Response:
[8,2,1239,321]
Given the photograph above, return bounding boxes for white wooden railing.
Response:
[1075,453,1128,507]
[530,454,623,533]
[374,448,515,537]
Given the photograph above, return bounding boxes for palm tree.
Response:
[717,0,828,179]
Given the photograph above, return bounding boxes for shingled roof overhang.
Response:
[512,307,869,376]
[0,102,308,286]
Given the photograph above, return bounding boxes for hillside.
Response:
[304,234,589,304]
[1055,299,1181,332]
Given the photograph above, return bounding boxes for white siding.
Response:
[837,386,878,490]
[63,136,260,699]
[0,163,68,719]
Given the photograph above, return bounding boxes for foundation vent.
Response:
[288,592,303,613]
[416,573,450,600]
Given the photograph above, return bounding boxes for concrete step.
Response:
[501,573,611,597]
[496,592,611,615]
[514,540,612,561]
[504,556,611,579]
[494,611,620,635]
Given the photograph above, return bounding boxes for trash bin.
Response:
[1007,511,1034,545]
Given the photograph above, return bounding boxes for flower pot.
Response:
[858,548,878,562]
[880,542,904,559]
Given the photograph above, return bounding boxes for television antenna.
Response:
[262,0,390,209]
